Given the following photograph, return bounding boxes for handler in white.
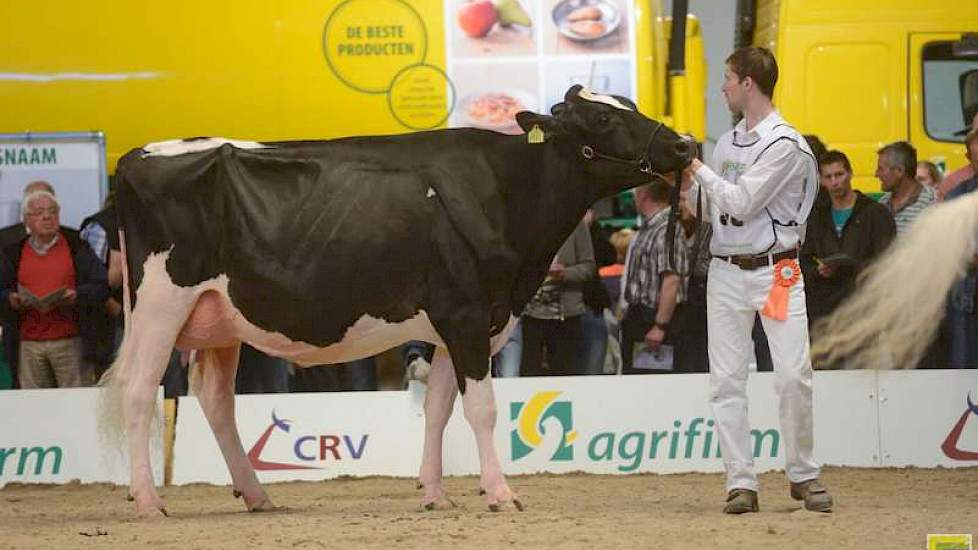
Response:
[680,47,831,513]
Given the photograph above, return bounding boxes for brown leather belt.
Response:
[714,249,799,271]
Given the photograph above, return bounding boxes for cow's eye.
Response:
[597,113,611,126]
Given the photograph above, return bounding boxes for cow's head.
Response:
[516,85,693,194]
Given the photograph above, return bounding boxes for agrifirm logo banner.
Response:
[495,375,791,475]
[0,388,162,487]
[510,391,577,462]
[172,392,423,484]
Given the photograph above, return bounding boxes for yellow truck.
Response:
[740,0,978,191]
[0,0,706,174]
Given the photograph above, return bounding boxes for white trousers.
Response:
[707,258,820,492]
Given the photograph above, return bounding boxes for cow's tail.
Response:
[811,192,978,369]
[97,224,148,450]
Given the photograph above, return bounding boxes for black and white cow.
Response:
[103,85,692,516]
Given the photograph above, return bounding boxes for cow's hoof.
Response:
[232,489,242,499]
[488,499,525,513]
[420,497,457,512]
[248,499,282,513]
[416,481,424,490]
[135,504,169,519]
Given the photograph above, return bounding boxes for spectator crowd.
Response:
[2,125,977,393]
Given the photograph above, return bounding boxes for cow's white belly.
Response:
[136,251,514,367]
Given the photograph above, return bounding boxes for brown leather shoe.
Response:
[723,488,759,514]
[790,479,833,512]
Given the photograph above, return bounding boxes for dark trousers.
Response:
[673,277,709,373]
[520,315,584,376]
[235,343,290,394]
[291,358,378,392]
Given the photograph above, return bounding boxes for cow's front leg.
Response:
[418,348,458,510]
[462,373,523,512]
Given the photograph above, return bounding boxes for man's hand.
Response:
[8,292,21,311]
[548,262,565,281]
[645,326,665,352]
[62,289,77,306]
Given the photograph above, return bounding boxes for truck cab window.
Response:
[923,41,978,143]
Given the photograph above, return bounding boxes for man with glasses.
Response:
[0,190,108,388]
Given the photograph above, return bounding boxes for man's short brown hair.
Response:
[726,46,778,99]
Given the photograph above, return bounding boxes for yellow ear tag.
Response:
[528,125,545,144]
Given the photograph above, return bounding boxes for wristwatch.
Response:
[653,321,670,332]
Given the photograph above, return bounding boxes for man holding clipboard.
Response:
[801,150,895,330]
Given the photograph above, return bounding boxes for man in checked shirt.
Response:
[618,180,689,375]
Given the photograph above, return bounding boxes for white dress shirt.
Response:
[687,110,818,256]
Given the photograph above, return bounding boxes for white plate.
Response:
[458,89,537,132]
[552,0,621,42]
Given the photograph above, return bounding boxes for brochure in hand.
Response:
[632,343,674,371]
[17,285,67,311]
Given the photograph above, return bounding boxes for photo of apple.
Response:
[451,0,537,58]
[456,0,532,39]
[458,0,497,38]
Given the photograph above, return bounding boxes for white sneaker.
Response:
[406,356,432,384]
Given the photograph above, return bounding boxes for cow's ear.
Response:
[515,111,565,136]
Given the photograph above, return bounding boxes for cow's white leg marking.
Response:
[462,374,522,512]
[418,348,458,510]
[196,346,276,512]
[122,256,198,517]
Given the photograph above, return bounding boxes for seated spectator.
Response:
[520,219,595,376]
[801,150,896,353]
[0,190,108,388]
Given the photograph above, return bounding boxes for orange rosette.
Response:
[761,259,801,321]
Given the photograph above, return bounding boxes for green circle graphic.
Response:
[387,64,456,130]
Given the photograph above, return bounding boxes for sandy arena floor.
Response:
[2,467,976,549]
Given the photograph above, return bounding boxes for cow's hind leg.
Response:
[418,347,458,510]
[120,290,197,517]
[196,346,277,512]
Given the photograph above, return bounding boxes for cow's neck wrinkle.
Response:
[504,139,591,311]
